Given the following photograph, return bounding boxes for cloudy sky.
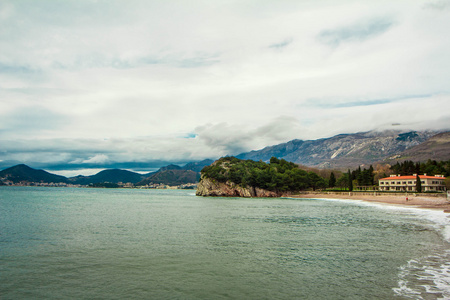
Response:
[1,0,450,175]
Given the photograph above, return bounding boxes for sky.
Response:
[1,0,450,176]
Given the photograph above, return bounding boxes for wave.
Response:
[393,251,450,299]
[313,197,450,299]
[392,209,450,299]
[316,197,450,242]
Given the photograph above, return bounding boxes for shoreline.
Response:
[290,192,450,212]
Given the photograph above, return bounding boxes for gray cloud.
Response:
[318,18,395,47]
[269,38,293,50]
[0,107,68,137]
[0,1,449,173]
[195,117,305,155]
[0,62,40,74]
[423,0,450,10]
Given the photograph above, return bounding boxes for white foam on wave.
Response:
[315,197,450,299]
[317,197,450,243]
[393,251,450,299]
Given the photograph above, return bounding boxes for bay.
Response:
[1,187,449,299]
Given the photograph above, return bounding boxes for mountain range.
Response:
[1,130,449,186]
[237,130,450,169]
[0,159,214,186]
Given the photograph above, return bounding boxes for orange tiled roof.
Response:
[380,175,446,180]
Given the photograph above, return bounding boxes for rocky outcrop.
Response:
[196,176,282,197]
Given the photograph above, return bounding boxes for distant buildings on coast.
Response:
[1,180,198,190]
[1,181,84,188]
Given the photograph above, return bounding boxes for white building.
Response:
[378,174,446,192]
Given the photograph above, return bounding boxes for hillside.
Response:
[0,164,68,184]
[69,169,145,185]
[237,130,441,168]
[386,131,450,163]
[182,159,215,172]
[137,169,200,186]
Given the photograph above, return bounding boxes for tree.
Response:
[308,171,326,191]
[348,169,353,191]
[368,165,374,185]
[329,172,336,188]
[445,177,450,191]
[269,157,280,164]
[416,174,422,193]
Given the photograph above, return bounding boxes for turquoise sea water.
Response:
[1,187,449,299]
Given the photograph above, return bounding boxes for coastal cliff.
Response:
[196,176,282,197]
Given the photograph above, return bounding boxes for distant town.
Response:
[0,179,197,190]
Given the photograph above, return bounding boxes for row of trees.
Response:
[202,157,449,193]
[336,160,450,192]
[390,160,450,177]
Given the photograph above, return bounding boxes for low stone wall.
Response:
[297,191,448,198]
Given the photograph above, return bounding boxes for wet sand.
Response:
[291,192,450,212]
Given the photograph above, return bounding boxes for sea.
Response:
[1,186,449,299]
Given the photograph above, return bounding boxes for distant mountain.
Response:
[182,159,214,172]
[0,159,212,187]
[158,164,182,172]
[135,159,213,186]
[386,131,450,163]
[137,169,200,186]
[134,160,213,186]
[236,130,442,169]
[0,164,68,184]
[69,169,145,185]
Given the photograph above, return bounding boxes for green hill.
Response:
[137,169,200,186]
[0,164,68,184]
[69,169,145,185]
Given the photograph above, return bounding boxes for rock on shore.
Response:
[196,176,282,197]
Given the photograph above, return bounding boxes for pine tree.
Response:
[329,172,336,188]
[416,174,422,193]
[368,165,374,185]
[348,169,353,191]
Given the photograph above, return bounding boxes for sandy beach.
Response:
[291,192,450,212]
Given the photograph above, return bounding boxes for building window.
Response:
[408,181,412,184]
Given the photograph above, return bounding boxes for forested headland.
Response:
[199,157,450,195]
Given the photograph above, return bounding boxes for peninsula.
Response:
[196,156,326,197]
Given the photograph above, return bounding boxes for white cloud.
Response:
[0,0,449,170]
[80,154,109,164]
